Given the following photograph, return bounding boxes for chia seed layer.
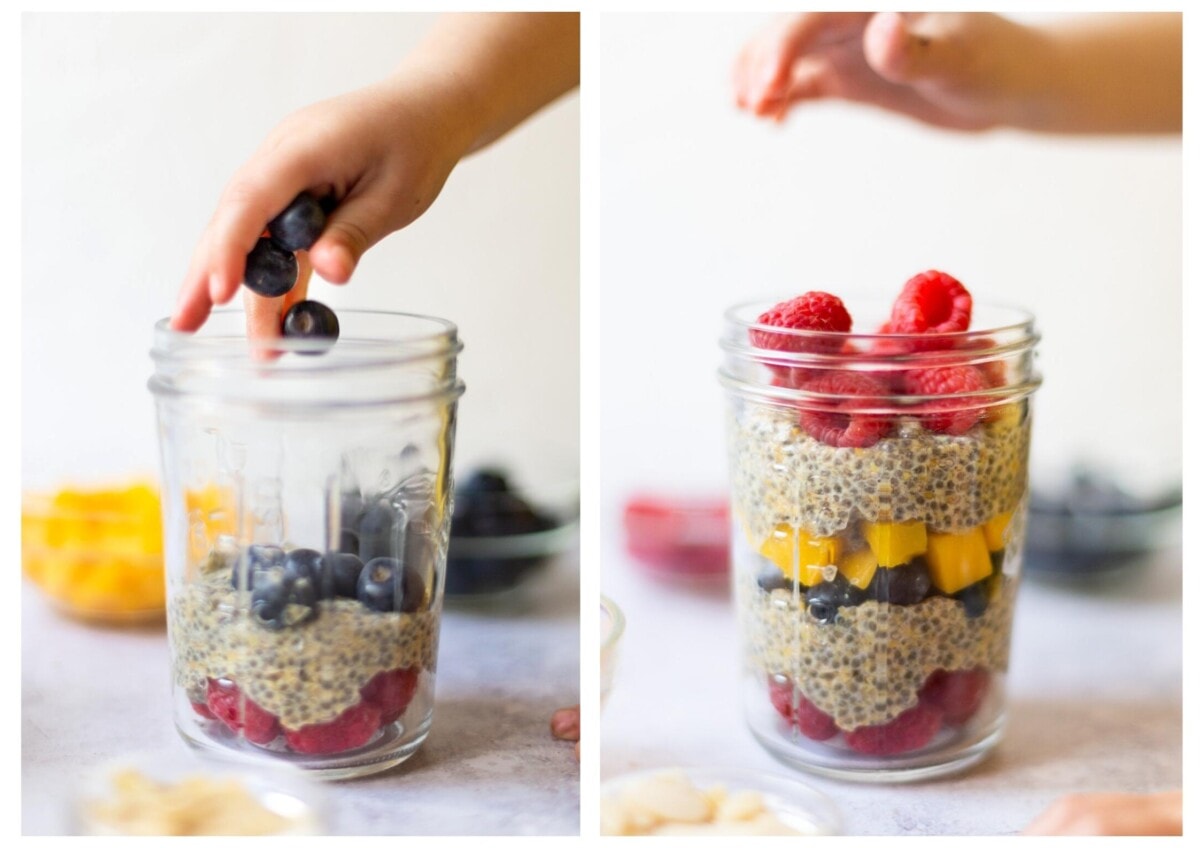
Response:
[169,569,437,730]
[730,405,1030,544]
[738,571,1014,731]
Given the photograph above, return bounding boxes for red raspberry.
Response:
[768,676,838,741]
[902,365,988,435]
[920,667,991,726]
[844,702,942,755]
[797,371,892,448]
[284,700,383,755]
[205,679,280,745]
[191,700,216,720]
[890,271,973,346]
[750,292,852,354]
[361,666,420,724]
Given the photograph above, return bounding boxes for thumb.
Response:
[307,194,391,284]
[862,12,961,84]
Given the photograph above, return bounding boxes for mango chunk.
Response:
[926,527,992,594]
[862,520,927,567]
[838,548,878,590]
[760,525,841,586]
[982,511,1013,552]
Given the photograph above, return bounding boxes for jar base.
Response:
[748,713,1005,784]
[177,713,434,782]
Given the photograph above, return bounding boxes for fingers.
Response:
[170,136,327,332]
[243,251,312,354]
[550,705,580,742]
[307,192,392,284]
[735,13,872,116]
[862,12,962,85]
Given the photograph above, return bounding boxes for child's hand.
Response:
[171,71,475,334]
[1023,791,1182,836]
[733,12,1181,135]
[733,12,1036,131]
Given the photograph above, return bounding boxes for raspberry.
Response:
[750,292,852,354]
[890,270,972,346]
[844,702,942,755]
[361,666,420,724]
[902,365,988,435]
[920,667,990,726]
[797,371,892,448]
[768,676,838,741]
[284,700,383,755]
[205,678,280,745]
[191,700,216,720]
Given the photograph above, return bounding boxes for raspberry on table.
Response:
[750,292,852,354]
[797,371,892,448]
[768,676,838,741]
[284,700,383,755]
[889,270,973,343]
[844,701,942,755]
[920,667,991,725]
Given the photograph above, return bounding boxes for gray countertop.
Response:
[600,506,1182,837]
[22,549,581,836]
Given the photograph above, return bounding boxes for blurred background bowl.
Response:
[22,481,166,624]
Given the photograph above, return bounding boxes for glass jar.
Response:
[149,310,463,780]
[719,298,1040,781]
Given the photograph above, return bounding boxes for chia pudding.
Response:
[720,277,1040,778]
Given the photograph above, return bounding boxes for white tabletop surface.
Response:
[599,497,1182,837]
[22,549,581,836]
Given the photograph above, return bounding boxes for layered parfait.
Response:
[726,271,1036,776]
[169,480,444,768]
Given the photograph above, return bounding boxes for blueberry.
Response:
[327,552,365,599]
[453,490,548,537]
[317,193,339,216]
[867,558,932,606]
[250,565,318,629]
[283,547,332,599]
[267,191,327,252]
[805,574,866,624]
[358,501,400,562]
[357,557,426,613]
[955,581,990,618]
[457,469,510,496]
[756,570,798,594]
[230,543,285,590]
[242,237,298,298]
[282,300,340,354]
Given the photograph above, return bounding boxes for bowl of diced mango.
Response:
[22,482,166,624]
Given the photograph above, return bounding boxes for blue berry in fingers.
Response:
[243,237,298,298]
[269,192,327,251]
[282,300,340,354]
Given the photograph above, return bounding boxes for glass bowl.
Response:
[600,766,842,836]
[600,595,625,710]
[21,482,165,624]
[442,467,579,597]
[72,751,326,835]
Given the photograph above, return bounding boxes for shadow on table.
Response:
[350,691,579,787]
[968,696,1182,790]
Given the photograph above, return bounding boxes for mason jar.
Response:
[149,309,463,780]
[720,298,1040,781]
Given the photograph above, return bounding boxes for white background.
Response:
[21,13,580,490]
[592,12,1182,503]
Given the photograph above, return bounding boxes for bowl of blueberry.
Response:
[443,467,578,596]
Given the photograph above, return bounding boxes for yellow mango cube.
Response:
[982,511,1013,552]
[760,524,841,586]
[926,527,993,594]
[862,520,928,567]
[838,548,878,590]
